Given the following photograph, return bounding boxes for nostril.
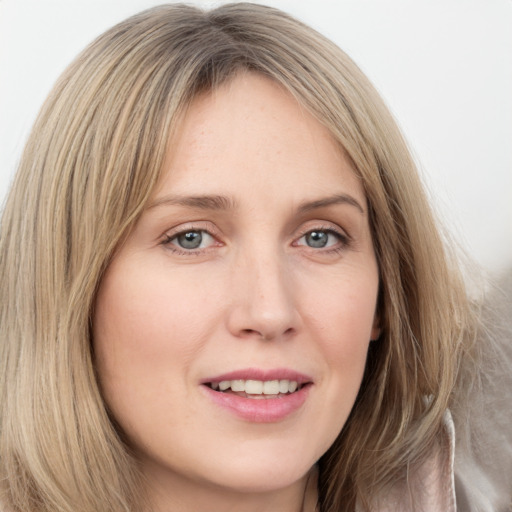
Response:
[241,328,260,337]
[242,328,276,340]
[239,327,295,341]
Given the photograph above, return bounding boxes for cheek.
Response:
[297,264,378,423]
[92,263,222,457]
[94,261,218,358]
[92,261,216,412]
[299,263,379,349]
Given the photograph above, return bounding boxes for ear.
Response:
[370,314,381,342]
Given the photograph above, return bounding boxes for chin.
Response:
[204,461,312,494]
[202,442,318,492]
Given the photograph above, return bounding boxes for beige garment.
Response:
[304,412,457,512]
[363,411,457,512]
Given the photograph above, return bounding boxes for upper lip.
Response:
[200,367,313,384]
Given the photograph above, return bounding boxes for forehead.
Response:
[156,72,365,206]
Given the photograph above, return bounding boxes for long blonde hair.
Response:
[0,4,478,511]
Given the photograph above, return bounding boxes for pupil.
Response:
[306,231,328,248]
[178,231,202,249]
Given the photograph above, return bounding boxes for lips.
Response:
[200,368,313,422]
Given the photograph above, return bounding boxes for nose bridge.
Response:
[227,239,297,340]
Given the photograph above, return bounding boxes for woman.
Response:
[0,4,510,512]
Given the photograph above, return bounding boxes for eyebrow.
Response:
[297,194,365,215]
[148,192,365,215]
[148,194,237,211]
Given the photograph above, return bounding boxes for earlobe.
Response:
[370,317,381,342]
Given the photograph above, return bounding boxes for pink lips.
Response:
[200,368,313,423]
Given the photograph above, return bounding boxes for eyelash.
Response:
[294,226,351,254]
[161,225,351,256]
[161,224,220,256]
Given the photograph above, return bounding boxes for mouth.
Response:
[204,379,307,399]
[201,370,313,422]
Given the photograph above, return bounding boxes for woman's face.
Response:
[93,73,379,503]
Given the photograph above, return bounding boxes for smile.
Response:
[207,379,302,398]
[201,369,313,422]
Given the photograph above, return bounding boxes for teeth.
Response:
[231,379,245,392]
[263,380,280,394]
[210,379,301,395]
[219,381,230,391]
[245,380,263,394]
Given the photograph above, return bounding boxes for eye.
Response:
[296,228,347,249]
[164,229,216,251]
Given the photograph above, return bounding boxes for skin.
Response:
[93,73,380,512]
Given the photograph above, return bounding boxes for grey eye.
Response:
[305,230,329,248]
[164,229,217,252]
[176,231,203,249]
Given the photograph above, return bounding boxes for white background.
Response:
[1,0,511,274]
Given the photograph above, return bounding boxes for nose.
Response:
[226,249,299,341]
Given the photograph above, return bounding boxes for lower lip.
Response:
[202,385,311,423]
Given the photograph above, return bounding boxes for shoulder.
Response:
[361,411,456,512]
[452,269,512,511]
[366,272,512,512]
